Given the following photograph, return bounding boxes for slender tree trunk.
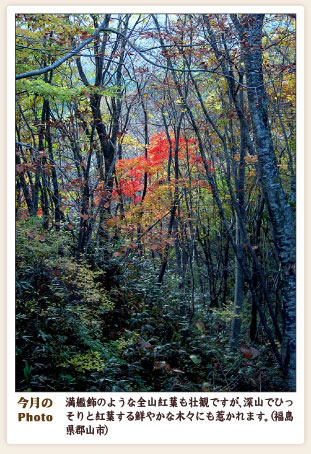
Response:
[230,215,244,346]
[230,91,246,347]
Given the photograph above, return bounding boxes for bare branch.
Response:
[16,19,110,80]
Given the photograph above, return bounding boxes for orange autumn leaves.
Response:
[107,133,213,255]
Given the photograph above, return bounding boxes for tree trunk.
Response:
[232,14,296,390]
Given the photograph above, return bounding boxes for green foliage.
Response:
[23,360,33,381]
[17,79,121,102]
[211,302,247,324]
[59,351,105,373]
[15,217,115,391]
[15,216,288,392]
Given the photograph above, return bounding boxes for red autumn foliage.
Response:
[115,133,212,201]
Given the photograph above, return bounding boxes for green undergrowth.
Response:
[16,218,287,392]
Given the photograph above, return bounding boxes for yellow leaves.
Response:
[59,351,105,373]
[244,155,258,163]
[121,134,144,152]
[234,154,258,166]
[143,182,173,209]
[147,113,153,119]
[247,168,256,178]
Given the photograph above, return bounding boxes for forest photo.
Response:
[15,13,296,392]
